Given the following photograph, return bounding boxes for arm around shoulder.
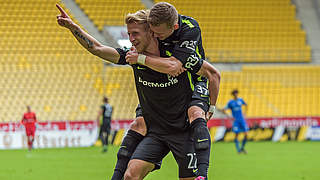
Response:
[144,56,185,76]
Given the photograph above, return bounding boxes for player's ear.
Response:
[173,23,179,30]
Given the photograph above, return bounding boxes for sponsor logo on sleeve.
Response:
[180,40,197,51]
[185,54,200,70]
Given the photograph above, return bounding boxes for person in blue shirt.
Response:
[222,89,249,154]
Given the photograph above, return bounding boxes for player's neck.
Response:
[144,37,160,56]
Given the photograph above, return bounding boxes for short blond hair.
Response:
[125,10,150,30]
[148,2,178,28]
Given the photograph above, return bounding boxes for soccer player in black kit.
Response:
[120,3,218,180]
[97,97,113,152]
[56,4,220,180]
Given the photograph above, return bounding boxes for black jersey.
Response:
[158,15,210,104]
[160,15,206,74]
[101,103,113,119]
[101,103,112,126]
[159,15,209,103]
[116,48,199,135]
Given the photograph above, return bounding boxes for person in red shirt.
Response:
[21,106,37,151]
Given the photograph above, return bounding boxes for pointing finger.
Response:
[56,4,69,18]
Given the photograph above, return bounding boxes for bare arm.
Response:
[21,115,25,125]
[243,104,248,116]
[70,25,120,63]
[126,51,186,76]
[221,108,227,115]
[56,4,120,63]
[219,107,233,120]
[145,56,185,76]
[197,61,220,106]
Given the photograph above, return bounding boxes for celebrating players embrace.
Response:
[56,2,220,180]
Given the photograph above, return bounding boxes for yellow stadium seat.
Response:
[218,66,320,117]
[0,1,105,122]
[75,0,146,30]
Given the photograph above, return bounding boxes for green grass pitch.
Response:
[0,141,319,180]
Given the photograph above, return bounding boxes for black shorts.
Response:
[191,80,210,112]
[188,99,209,113]
[100,127,110,134]
[100,124,111,134]
[131,131,197,178]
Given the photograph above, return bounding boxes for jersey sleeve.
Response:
[115,48,129,65]
[241,98,247,105]
[172,27,203,74]
[33,113,37,122]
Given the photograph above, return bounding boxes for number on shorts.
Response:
[187,153,197,169]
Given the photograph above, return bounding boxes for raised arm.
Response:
[56,4,120,63]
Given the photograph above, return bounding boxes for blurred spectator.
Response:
[97,97,113,152]
[21,106,37,151]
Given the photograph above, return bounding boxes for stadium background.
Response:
[0,0,319,179]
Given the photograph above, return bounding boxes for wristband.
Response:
[137,54,146,65]
[208,105,216,114]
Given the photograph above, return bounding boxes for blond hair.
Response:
[125,10,150,30]
[148,2,178,28]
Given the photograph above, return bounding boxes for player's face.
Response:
[149,23,175,40]
[127,23,152,53]
[233,92,238,99]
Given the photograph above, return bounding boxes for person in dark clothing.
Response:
[97,97,113,152]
